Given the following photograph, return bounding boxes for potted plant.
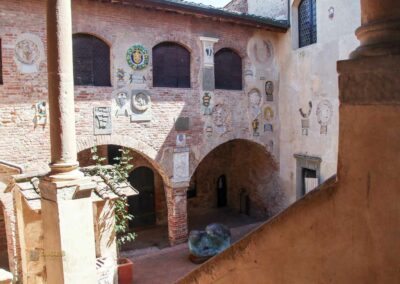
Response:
[91,146,136,284]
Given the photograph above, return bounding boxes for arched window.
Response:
[298,0,317,48]
[73,34,110,86]
[214,48,242,90]
[152,42,190,88]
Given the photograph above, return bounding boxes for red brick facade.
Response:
[0,0,284,268]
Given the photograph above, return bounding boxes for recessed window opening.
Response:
[298,0,317,48]
[214,48,242,90]
[73,34,111,86]
[152,42,190,88]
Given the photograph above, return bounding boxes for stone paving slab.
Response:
[122,222,262,284]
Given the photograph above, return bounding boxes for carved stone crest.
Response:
[316,100,333,135]
[299,101,313,136]
[201,92,213,115]
[115,91,130,117]
[126,45,149,70]
[33,101,47,128]
[94,107,112,135]
[132,92,151,112]
[130,90,152,122]
[212,104,229,135]
[14,33,44,73]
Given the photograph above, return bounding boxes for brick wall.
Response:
[0,0,282,252]
[0,0,279,178]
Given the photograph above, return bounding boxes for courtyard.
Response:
[0,0,399,283]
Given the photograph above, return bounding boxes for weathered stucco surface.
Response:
[177,54,400,283]
[277,0,361,201]
[248,0,288,20]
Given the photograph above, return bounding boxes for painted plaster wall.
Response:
[177,54,400,284]
[248,0,288,20]
[276,0,361,201]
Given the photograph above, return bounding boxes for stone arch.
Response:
[77,141,170,242]
[188,138,285,222]
[191,137,275,178]
[76,135,171,186]
[152,38,193,55]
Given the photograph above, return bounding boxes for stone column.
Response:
[338,1,400,276]
[39,1,98,283]
[165,185,188,246]
[351,0,400,58]
[46,0,82,180]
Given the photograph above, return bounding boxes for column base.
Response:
[48,161,84,181]
[40,177,98,284]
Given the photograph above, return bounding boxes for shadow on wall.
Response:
[188,139,286,220]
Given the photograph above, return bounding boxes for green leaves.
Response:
[90,146,137,248]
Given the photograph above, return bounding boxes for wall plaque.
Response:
[126,44,149,70]
[14,33,44,73]
[130,90,152,122]
[94,107,112,135]
[173,150,190,183]
[33,101,47,128]
[115,91,130,117]
[265,81,274,101]
[203,68,215,91]
[316,100,333,135]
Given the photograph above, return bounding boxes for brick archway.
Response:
[76,135,170,186]
[188,139,285,228]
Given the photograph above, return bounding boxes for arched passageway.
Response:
[128,166,156,227]
[188,139,285,230]
[78,144,169,249]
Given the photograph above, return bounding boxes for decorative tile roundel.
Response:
[126,45,149,70]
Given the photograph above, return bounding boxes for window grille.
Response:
[73,34,111,86]
[152,42,190,88]
[298,0,317,48]
[214,48,242,90]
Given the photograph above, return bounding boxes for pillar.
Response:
[338,1,400,280]
[40,1,98,283]
[165,185,188,246]
[46,0,82,180]
[351,0,400,58]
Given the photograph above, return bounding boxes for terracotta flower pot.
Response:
[118,258,133,284]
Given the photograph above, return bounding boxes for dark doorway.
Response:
[107,145,121,165]
[128,167,156,228]
[301,168,317,196]
[217,175,227,208]
[240,189,250,216]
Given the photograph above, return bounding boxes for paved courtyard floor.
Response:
[122,222,262,284]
